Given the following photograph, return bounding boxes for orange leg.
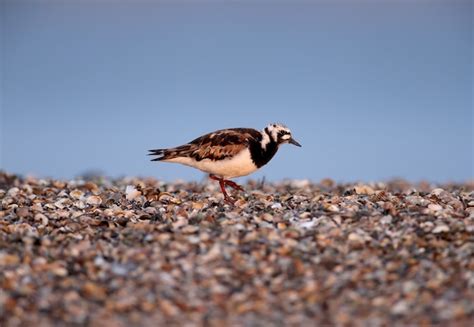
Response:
[224,179,244,192]
[209,175,244,204]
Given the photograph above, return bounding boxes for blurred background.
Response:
[1,0,472,183]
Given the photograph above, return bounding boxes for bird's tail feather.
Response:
[148,149,166,161]
[148,144,193,161]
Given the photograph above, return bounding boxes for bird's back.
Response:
[149,127,261,162]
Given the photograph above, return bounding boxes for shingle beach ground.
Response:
[1,172,473,326]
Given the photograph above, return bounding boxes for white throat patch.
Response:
[260,129,271,149]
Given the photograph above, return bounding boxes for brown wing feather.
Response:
[149,128,261,162]
[189,128,260,161]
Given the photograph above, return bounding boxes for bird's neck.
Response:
[249,129,279,168]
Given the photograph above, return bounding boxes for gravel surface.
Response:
[1,172,474,326]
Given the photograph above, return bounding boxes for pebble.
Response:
[354,184,375,195]
[271,202,282,209]
[432,224,450,234]
[69,189,84,200]
[0,171,472,326]
[324,203,339,212]
[428,203,443,211]
[391,300,409,315]
[125,185,141,201]
[86,195,102,206]
[380,215,393,225]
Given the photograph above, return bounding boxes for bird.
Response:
[148,123,301,204]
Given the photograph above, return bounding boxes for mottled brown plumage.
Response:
[149,128,261,162]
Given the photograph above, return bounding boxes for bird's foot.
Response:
[223,195,236,205]
[209,175,243,205]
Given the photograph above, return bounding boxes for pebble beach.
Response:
[1,172,473,326]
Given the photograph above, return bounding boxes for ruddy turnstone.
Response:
[148,123,301,204]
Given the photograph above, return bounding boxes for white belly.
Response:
[165,148,258,179]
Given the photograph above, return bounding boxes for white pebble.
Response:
[428,203,443,211]
[380,215,393,225]
[432,224,450,234]
[298,220,318,229]
[271,202,282,209]
[431,188,445,196]
[391,300,409,315]
[125,185,141,201]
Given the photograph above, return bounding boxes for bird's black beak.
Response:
[289,137,302,147]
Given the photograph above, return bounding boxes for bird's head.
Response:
[264,123,301,147]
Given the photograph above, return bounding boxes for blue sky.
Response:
[1,0,473,182]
